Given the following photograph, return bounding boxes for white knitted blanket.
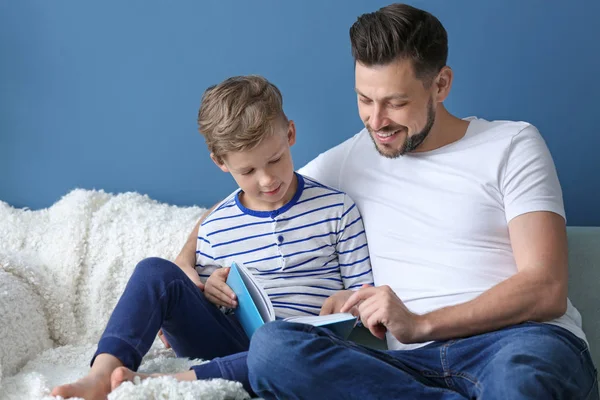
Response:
[0,189,250,400]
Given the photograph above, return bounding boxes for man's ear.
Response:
[433,66,453,103]
[287,120,296,147]
[210,153,229,173]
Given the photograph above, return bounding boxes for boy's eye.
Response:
[242,169,254,176]
[269,157,282,164]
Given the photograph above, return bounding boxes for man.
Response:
[239,3,598,399]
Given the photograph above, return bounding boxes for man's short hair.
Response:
[198,75,288,163]
[350,3,448,83]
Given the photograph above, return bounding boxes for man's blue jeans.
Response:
[91,257,252,392]
[248,320,599,399]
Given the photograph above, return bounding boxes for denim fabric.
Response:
[91,257,253,393]
[248,320,599,399]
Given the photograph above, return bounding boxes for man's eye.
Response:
[390,103,407,109]
[359,97,372,104]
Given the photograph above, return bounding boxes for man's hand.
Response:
[341,285,426,343]
[205,267,237,308]
[320,290,358,316]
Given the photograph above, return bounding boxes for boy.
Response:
[51,75,373,399]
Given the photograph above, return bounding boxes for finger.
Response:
[357,296,380,318]
[206,282,238,307]
[205,290,234,308]
[206,287,236,307]
[212,279,237,301]
[196,281,205,291]
[348,305,360,318]
[340,286,378,313]
[355,296,377,325]
[214,267,231,280]
[365,309,387,340]
[319,300,334,316]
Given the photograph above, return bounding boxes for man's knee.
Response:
[247,321,311,381]
[482,325,595,398]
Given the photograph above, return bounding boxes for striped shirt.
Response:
[195,173,373,319]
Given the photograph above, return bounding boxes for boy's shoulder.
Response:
[200,190,242,228]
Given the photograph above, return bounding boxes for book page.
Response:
[284,312,356,326]
[284,312,358,339]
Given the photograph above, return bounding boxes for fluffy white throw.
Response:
[0,189,250,400]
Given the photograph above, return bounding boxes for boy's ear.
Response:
[210,153,229,173]
[287,120,296,147]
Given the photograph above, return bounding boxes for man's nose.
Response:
[369,105,387,131]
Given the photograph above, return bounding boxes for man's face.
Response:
[355,59,436,158]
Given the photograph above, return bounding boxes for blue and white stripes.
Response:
[196,173,373,319]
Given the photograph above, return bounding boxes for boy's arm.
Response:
[320,195,373,315]
[174,203,217,270]
[336,195,373,290]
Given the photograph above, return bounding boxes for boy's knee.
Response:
[133,257,181,281]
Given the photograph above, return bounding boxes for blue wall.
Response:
[1,0,599,225]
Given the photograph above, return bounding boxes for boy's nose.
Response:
[259,174,277,189]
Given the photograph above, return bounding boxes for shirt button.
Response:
[277,235,284,243]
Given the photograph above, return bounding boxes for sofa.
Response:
[0,189,597,399]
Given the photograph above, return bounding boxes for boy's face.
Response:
[213,122,297,211]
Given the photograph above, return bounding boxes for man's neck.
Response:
[414,105,470,153]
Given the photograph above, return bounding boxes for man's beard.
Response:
[367,98,436,159]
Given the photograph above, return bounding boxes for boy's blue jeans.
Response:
[248,320,599,399]
[91,257,252,392]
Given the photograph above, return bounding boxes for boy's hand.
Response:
[205,267,237,308]
[320,290,358,316]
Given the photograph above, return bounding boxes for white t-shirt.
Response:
[299,117,586,350]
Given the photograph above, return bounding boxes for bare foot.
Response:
[51,373,111,400]
[110,366,158,390]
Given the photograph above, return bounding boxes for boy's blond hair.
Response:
[198,75,289,163]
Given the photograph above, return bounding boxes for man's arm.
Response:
[343,211,568,343]
[413,210,567,342]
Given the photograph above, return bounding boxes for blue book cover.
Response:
[226,261,272,339]
[226,262,358,340]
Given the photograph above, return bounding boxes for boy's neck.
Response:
[240,173,299,212]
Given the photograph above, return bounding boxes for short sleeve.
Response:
[195,230,220,282]
[336,194,373,290]
[501,124,565,223]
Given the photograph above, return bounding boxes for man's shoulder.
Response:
[300,173,345,194]
[467,117,540,141]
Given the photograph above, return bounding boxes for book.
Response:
[226,261,358,339]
